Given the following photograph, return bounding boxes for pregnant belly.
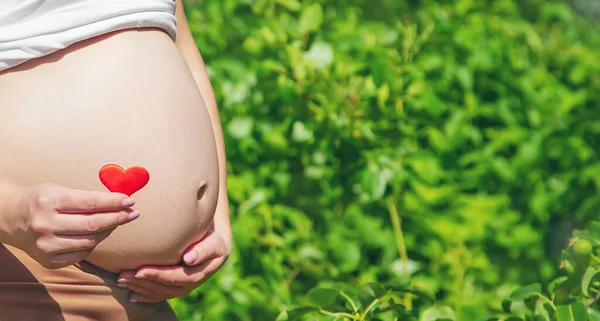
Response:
[0,29,219,272]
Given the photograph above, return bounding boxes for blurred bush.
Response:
[171,0,600,319]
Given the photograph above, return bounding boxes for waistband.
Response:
[0,244,175,321]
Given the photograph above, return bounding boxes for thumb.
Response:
[182,248,198,265]
[182,233,225,266]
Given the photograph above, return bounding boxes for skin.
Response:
[116,0,232,303]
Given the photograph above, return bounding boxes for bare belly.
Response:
[0,29,219,272]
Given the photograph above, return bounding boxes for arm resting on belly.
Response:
[174,0,231,249]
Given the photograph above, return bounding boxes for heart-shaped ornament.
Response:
[99,164,150,196]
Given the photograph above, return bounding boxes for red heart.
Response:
[99,164,150,196]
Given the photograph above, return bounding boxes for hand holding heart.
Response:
[0,182,140,269]
[0,164,149,269]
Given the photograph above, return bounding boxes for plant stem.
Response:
[319,309,356,319]
[587,286,600,307]
[535,293,557,312]
[386,197,412,310]
[360,299,380,320]
[339,291,359,313]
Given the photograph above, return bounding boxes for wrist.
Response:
[0,182,24,244]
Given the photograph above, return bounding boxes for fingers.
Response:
[121,282,166,303]
[33,230,114,268]
[118,269,188,302]
[54,210,140,235]
[118,277,187,300]
[135,257,225,287]
[54,189,135,213]
[54,230,114,252]
[136,266,188,285]
[129,293,163,304]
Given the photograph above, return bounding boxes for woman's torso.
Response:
[0,28,220,272]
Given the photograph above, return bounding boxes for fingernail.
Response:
[122,198,135,207]
[128,211,140,221]
[134,273,146,279]
[183,251,197,265]
[130,297,138,303]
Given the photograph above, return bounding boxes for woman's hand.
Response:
[0,183,139,269]
[117,222,231,303]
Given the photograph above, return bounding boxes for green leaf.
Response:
[406,153,444,184]
[589,308,600,321]
[299,3,323,32]
[291,121,314,143]
[331,240,361,273]
[303,41,334,70]
[275,0,301,11]
[286,306,319,320]
[365,163,392,201]
[389,303,407,314]
[408,288,436,303]
[491,157,516,181]
[357,283,386,308]
[297,245,326,263]
[387,279,411,292]
[419,306,456,321]
[307,288,339,307]
[508,283,542,301]
[572,302,588,321]
[548,276,569,293]
[227,117,254,140]
[587,221,600,242]
[502,300,512,313]
[581,266,600,297]
[556,303,587,321]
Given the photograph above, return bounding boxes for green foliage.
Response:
[279,226,600,320]
[171,0,600,320]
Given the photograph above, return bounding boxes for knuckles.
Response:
[31,193,53,211]
[79,237,99,250]
[82,193,98,211]
[82,217,101,233]
[163,273,178,285]
[116,211,129,226]
[30,219,53,235]
[34,238,53,254]
[31,183,59,209]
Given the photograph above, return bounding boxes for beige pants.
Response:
[0,244,178,321]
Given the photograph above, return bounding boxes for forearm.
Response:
[0,181,25,245]
[175,0,231,247]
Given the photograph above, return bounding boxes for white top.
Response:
[0,0,177,72]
